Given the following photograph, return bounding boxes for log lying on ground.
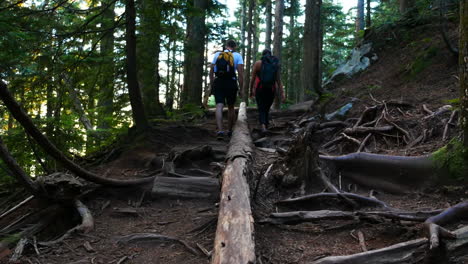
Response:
[276,192,390,209]
[212,102,256,264]
[151,176,220,199]
[320,152,439,193]
[311,225,468,264]
[0,80,154,187]
[260,209,442,225]
[117,233,199,255]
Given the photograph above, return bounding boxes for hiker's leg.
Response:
[227,104,235,131]
[216,103,224,132]
[264,92,275,128]
[256,91,269,127]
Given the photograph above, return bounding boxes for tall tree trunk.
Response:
[97,0,115,130]
[366,0,372,28]
[302,0,322,101]
[273,0,284,109]
[243,0,255,103]
[182,0,208,107]
[202,35,210,107]
[265,0,272,51]
[241,0,247,58]
[166,39,177,110]
[138,0,165,118]
[125,0,149,131]
[460,0,468,146]
[356,0,365,32]
[287,3,296,103]
[399,0,414,14]
[253,7,259,62]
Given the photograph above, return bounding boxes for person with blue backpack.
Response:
[249,49,285,133]
[209,39,244,140]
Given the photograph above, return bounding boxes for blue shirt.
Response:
[212,49,244,80]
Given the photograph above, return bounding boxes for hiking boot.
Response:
[216,131,225,140]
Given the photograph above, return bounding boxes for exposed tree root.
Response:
[151,176,220,199]
[38,200,94,246]
[116,233,199,256]
[0,80,155,187]
[312,225,468,264]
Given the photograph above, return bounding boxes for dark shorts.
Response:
[213,78,238,105]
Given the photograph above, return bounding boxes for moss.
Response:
[431,140,468,180]
[405,46,439,79]
[1,233,21,245]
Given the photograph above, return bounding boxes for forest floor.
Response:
[0,19,466,264]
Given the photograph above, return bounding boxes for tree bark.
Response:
[273,0,284,109]
[97,0,115,130]
[138,0,165,117]
[182,0,208,106]
[460,0,468,146]
[242,0,255,103]
[366,0,372,28]
[211,102,255,264]
[399,0,414,14]
[265,0,272,51]
[152,176,219,199]
[356,0,365,32]
[302,0,323,101]
[126,0,149,131]
[241,0,247,58]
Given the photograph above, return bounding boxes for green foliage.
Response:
[432,140,468,180]
[444,98,460,106]
[405,46,439,79]
[366,84,382,91]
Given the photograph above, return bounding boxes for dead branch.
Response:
[354,106,379,128]
[343,126,393,135]
[423,105,452,120]
[422,104,434,115]
[260,210,356,225]
[312,225,468,264]
[276,192,390,209]
[357,133,372,152]
[357,231,367,252]
[340,133,361,145]
[442,110,458,141]
[0,195,34,222]
[116,233,199,255]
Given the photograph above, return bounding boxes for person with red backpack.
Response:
[209,39,244,139]
[249,49,285,133]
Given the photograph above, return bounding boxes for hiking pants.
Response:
[255,87,275,126]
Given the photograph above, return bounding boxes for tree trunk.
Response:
[399,0,414,14]
[461,0,468,146]
[253,8,259,62]
[356,0,365,32]
[287,5,296,103]
[97,0,115,130]
[241,0,247,58]
[366,0,372,28]
[166,39,177,110]
[138,0,165,118]
[273,0,284,109]
[66,75,93,131]
[265,0,272,51]
[243,0,255,103]
[182,0,208,107]
[125,0,149,131]
[302,0,323,101]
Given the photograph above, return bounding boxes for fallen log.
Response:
[152,176,220,199]
[116,233,199,255]
[276,192,390,209]
[320,152,438,193]
[311,225,468,264]
[260,210,356,225]
[212,102,255,264]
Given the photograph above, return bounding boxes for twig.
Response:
[357,133,372,152]
[442,110,458,141]
[341,133,361,145]
[0,195,34,221]
[422,104,433,115]
[358,231,367,252]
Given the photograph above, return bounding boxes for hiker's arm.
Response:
[276,65,285,102]
[209,64,215,84]
[237,64,244,97]
[250,62,259,97]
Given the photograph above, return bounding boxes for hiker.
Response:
[209,39,244,139]
[249,49,285,133]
